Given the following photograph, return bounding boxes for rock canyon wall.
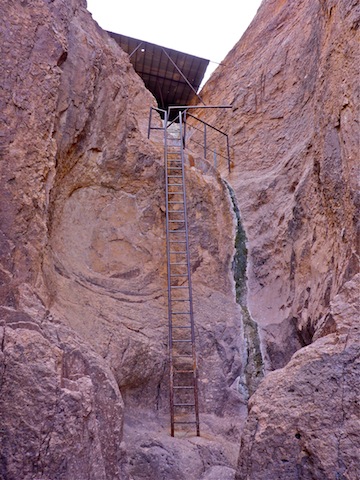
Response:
[193,0,359,478]
[0,0,359,479]
[1,0,244,478]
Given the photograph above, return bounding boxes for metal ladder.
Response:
[164,112,200,437]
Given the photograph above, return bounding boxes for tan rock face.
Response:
[236,276,360,479]
[1,0,246,477]
[2,0,359,477]
[195,0,359,366]
[192,0,359,477]
[0,310,126,480]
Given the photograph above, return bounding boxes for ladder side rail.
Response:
[164,110,175,437]
[178,113,200,437]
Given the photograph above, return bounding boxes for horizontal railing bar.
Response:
[168,105,232,112]
[186,112,229,137]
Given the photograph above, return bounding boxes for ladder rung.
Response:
[172,312,191,314]
[171,286,188,289]
[170,274,188,277]
[170,262,187,265]
[169,230,186,233]
[169,240,186,243]
[169,251,186,254]
[168,183,183,186]
[169,220,184,223]
[172,326,191,329]
[173,339,192,342]
[172,299,190,302]
[169,211,185,213]
[168,175,182,178]
[173,421,197,424]
[168,201,184,204]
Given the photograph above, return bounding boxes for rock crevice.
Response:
[225,181,264,397]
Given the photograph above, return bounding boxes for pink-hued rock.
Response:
[192,0,359,477]
[195,0,359,364]
[0,309,126,480]
[1,0,245,477]
[235,276,360,479]
[1,0,359,477]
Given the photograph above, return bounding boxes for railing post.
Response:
[148,107,153,139]
[183,109,187,149]
[204,123,207,159]
[226,135,231,173]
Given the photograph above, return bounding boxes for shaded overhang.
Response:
[108,31,210,111]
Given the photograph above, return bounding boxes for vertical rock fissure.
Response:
[225,181,264,396]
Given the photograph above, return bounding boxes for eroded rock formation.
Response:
[193,0,360,478]
[1,0,244,478]
[1,0,359,478]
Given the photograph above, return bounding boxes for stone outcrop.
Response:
[0,311,126,480]
[236,275,359,479]
[192,0,360,477]
[1,0,359,478]
[1,0,246,478]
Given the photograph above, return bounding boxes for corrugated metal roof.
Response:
[108,32,209,110]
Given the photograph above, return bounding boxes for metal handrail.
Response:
[148,106,167,139]
[182,111,231,173]
[148,105,232,173]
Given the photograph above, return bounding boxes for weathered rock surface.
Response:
[1,0,246,477]
[236,276,360,479]
[123,409,240,480]
[0,310,126,480]
[192,0,360,477]
[2,0,359,477]
[0,0,157,477]
[194,0,359,362]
